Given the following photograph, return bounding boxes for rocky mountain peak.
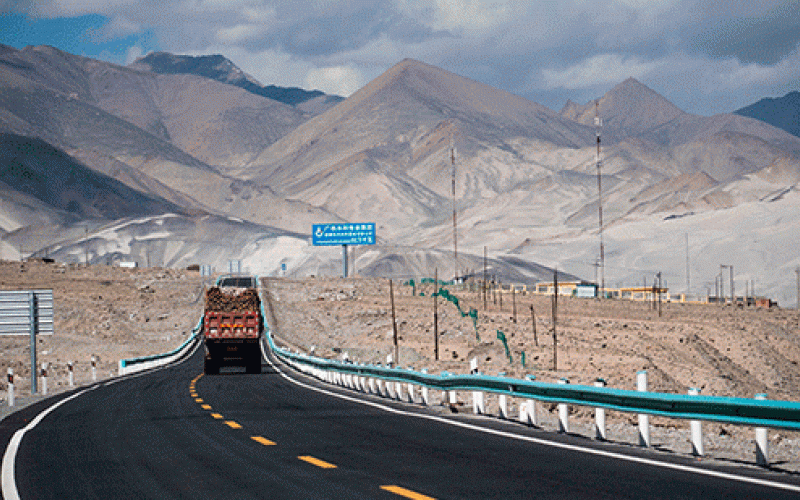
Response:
[130,51,343,108]
[563,77,685,136]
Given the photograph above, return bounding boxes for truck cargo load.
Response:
[203,281,263,374]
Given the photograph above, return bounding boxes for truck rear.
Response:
[203,282,263,374]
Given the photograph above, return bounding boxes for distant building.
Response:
[618,286,668,302]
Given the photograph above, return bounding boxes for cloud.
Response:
[542,54,667,90]
[6,0,800,115]
[304,65,365,96]
[125,44,143,64]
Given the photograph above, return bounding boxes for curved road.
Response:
[3,343,800,499]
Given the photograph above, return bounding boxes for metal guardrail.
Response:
[265,329,800,432]
[117,274,241,374]
[118,316,203,375]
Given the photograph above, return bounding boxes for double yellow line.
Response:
[190,373,434,500]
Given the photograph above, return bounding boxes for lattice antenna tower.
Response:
[595,101,605,297]
[450,128,459,283]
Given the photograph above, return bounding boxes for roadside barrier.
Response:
[265,327,800,467]
[117,316,203,376]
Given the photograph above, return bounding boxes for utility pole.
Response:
[482,247,487,310]
[552,269,559,371]
[721,265,733,305]
[594,101,605,298]
[433,268,439,361]
[450,132,458,284]
[796,267,800,310]
[685,233,690,296]
[390,279,398,366]
[656,272,662,317]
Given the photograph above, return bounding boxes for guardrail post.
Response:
[595,379,607,440]
[558,378,569,433]
[91,356,97,382]
[499,394,508,419]
[421,369,430,406]
[369,377,377,395]
[68,361,73,387]
[689,388,703,456]
[637,370,650,447]
[377,378,386,397]
[7,369,14,407]
[524,376,537,426]
[472,385,485,414]
[41,362,48,395]
[755,393,769,466]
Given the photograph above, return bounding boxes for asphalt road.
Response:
[3,343,800,499]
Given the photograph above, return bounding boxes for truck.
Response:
[203,276,263,375]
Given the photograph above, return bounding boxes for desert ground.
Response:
[2,260,800,472]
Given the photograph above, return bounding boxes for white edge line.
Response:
[2,386,96,500]
[1,337,202,500]
[262,341,800,494]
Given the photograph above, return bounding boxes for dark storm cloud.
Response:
[3,0,799,114]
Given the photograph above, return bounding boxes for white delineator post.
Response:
[68,362,74,387]
[637,370,650,447]
[406,367,415,403]
[755,393,769,466]
[498,394,508,419]
[448,389,457,406]
[7,368,14,407]
[595,379,607,440]
[41,362,48,396]
[421,369,430,406]
[91,356,97,382]
[472,389,485,414]
[368,377,377,395]
[689,388,703,456]
[558,378,569,433]
[523,375,537,426]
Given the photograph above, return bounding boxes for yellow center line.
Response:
[298,456,337,469]
[380,485,436,500]
[195,398,203,403]
[211,413,223,419]
[201,404,212,410]
[225,421,243,429]
[251,436,277,446]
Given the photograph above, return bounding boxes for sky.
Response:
[1,0,798,116]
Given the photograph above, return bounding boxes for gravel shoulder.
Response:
[0,260,205,416]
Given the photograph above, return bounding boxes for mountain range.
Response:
[734,91,800,139]
[1,44,799,303]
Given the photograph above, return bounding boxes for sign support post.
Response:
[29,291,37,394]
[342,244,348,278]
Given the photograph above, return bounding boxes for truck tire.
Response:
[204,358,219,375]
[246,356,261,374]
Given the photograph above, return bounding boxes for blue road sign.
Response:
[312,223,376,246]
